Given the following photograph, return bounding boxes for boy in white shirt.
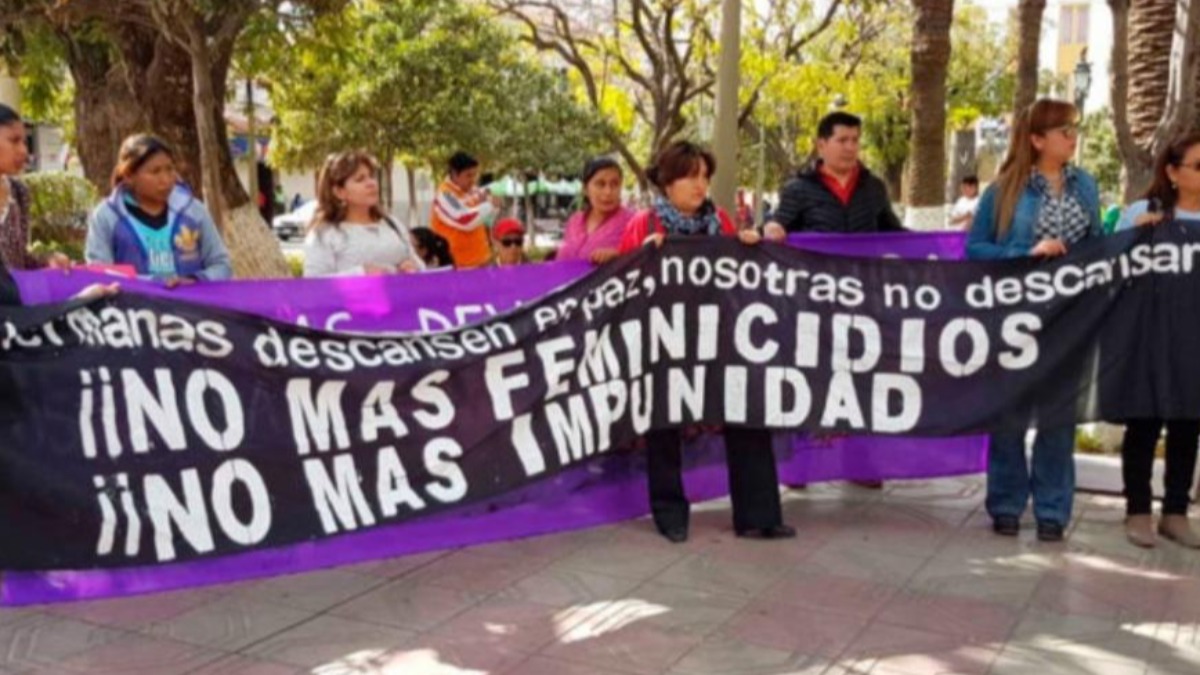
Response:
[948,175,980,229]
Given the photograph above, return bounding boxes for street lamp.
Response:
[1072,50,1092,114]
[1072,50,1091,164]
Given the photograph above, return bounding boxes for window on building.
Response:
[1060,4,1090,45]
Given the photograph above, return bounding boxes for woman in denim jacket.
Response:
[967,99,1102,542]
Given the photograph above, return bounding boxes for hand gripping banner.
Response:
[1,224,1195,575]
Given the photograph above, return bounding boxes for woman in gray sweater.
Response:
[303,151,424,277]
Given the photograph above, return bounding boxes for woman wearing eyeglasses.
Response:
[1114,132,1200,549]
[492,218,529,267]
[967,98,1102,542]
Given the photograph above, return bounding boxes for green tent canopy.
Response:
[483,176,524,198]
[484,177,582,198]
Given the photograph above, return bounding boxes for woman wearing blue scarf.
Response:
[619,141,794,544]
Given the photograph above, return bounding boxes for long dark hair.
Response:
[112,134,177,189]
[1144,132,1200,218]
[310,151,385,232]
[0,104,21,129]
[411,227,454,267]
[580,156,622,209]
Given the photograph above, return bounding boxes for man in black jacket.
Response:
[764,111,903,240]
[766,111,900,490]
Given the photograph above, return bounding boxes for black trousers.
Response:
[1121,418,1200,516]
[645,427,783,532]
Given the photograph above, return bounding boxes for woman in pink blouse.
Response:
[557,157,634,264]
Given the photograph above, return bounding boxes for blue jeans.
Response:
[986,426,1077,526]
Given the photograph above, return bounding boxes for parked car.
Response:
[272,200,316,240]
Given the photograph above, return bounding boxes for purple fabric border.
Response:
[3,230,985,605]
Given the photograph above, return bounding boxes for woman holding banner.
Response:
[1114,133,1200,549]
[619,140,794,544]
[303,151,424,277]
[85,134,232,286]
[967,99,1102,542]
[557,156,633,265]
[0,104,70,271]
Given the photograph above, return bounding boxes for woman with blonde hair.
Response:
[303,151,423,277]
[967,99,1102,542]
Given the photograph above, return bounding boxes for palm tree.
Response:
[1126,0,1176,144]
[904,0,955,230]
[1110,0,1200,200]
[1013,0,1046,115]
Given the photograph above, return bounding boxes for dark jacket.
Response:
[773,162,904,233]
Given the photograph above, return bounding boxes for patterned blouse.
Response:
[0,177,40,270]
[1031,168,1092,246]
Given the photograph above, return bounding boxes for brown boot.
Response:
[1159,515,1200,549]
[1125,515,1156,548]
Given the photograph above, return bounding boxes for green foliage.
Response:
[3,20,74,132]
[1037,68,1071,99]
[23,171,96,229]
[947,3,1015,129]
[256,0,609,177]
[740,0,1014,194]
[284,250,305,278]
[22,172,97,261]
[1074,428,1104,454]
[29,238,83,263]
[1080,109,1123,204]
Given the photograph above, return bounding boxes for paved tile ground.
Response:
[2,477,1199,674]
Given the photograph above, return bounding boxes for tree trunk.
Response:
[62,26,200,195]
[523,180,534,230]
[405,163,419,226]
[63,36,146,194]
[1109,0,1153,200]
[1013,0,1047,115]
[884,162,905,203]
[1111,0,1200,201]
[1127,0,1176,145]
[380,150,395,216]
[52,8,286,278]
[904,0,955,231]
[184,21,228,232]
[180,20,285,278]
[113,24,205,196]
[1153,0,1200,148]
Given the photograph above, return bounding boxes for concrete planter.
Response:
[1072,422,1200,500]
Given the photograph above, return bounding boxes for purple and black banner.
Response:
[0,232,1004,603]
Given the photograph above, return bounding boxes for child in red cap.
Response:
[492,218,528,266]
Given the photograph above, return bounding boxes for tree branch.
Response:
[783,0,842,60]
[1106,0,1144,170]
